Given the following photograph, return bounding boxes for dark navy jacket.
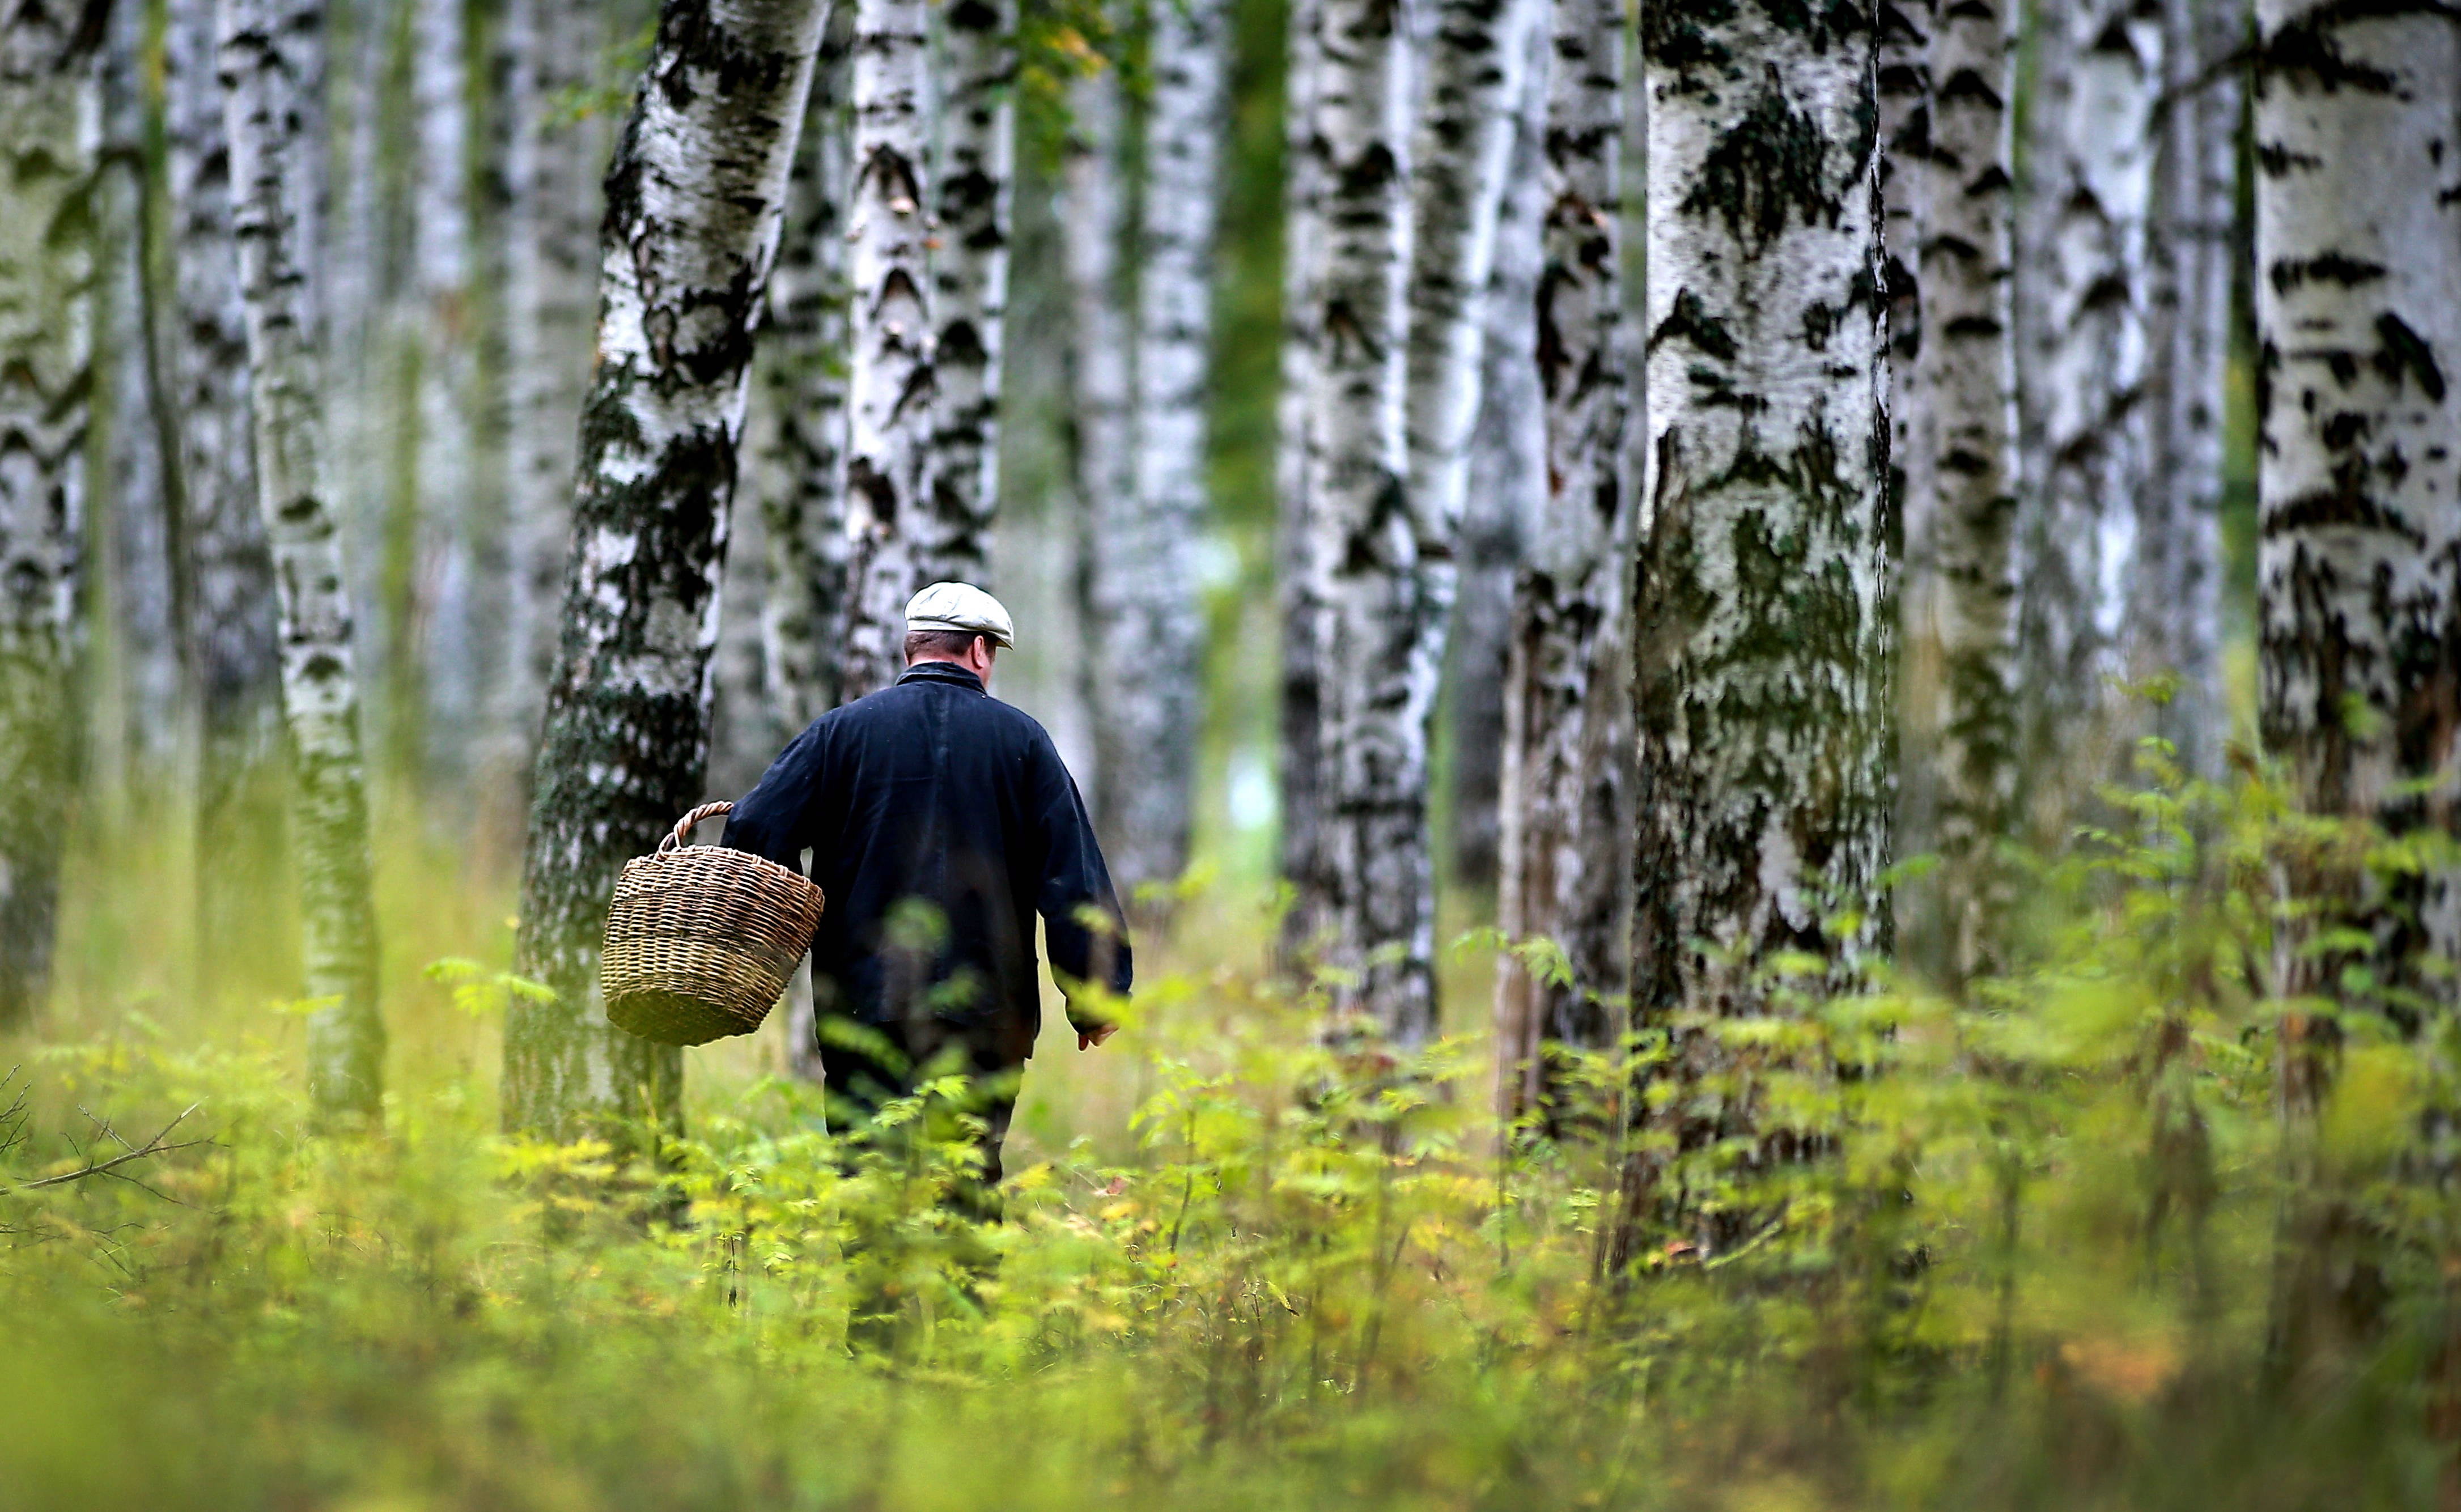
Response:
[723,660,1131,1047]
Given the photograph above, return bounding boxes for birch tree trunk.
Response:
[496,0,612,810]
[838,0,935,697]
[1915,0,2019,976]
[0,5,102,1029]
[1065,49,1135,874]
[2135,0,2239,778]
[1879,0,1938,948]
[220,0,388,1123]
[755,13,855,744]
[1091,0,1232,899]
[1448,19,1551,895]
[1302,0,1429,1039]
[1619,0,1892,1256]
[1276,0,1330,962]
[168,0,285,996]
[2014,0,2161,823]
[503,0,828,1140]
[1495,0,1628,1125]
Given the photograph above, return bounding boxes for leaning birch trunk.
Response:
[1495,0,1627,1126]
[838,0,935,698]
[1096,0,1233,899]
[167,0,284,999]
[501,0,829,1141]
[0,11,103,1029]
[1064,52,1137,872]
[1449,19,1550,895]
[2014,0,2160,827]
[2135,0,2238,778]
[1276,0,1330,964]
[1914,0,2019,978]
[756,15,855,742]
[220,0,388,1123]
[1303,0,1429,1040]
[497,0,613,815]
[1617,1,1893,1261]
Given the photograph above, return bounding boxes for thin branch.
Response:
[11,1105,205,1193]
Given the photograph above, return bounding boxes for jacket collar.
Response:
[896,660,987,694]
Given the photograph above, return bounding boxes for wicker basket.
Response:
[601,802,827,1046]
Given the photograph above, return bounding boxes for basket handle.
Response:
[658,801,735,853]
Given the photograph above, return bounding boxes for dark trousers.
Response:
[818,1013,1027,1200]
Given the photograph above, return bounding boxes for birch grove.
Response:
[503,0,828,1139]
[0,7,101,1029]
[1620,0,1892,1254]
[220,0,388,1124]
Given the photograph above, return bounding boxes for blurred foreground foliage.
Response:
[5,746,2460,1511]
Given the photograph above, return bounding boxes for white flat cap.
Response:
[905,581,1015,648]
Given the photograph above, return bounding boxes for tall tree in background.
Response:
[1618,1,1891,1257]
[839,0,936,696]
[1094,0,1230,899]
[2135,0,2239,777]
[496,0,613,808]
[1879,0,1936,942]
[0,3,104,1030]
[503,0,827,1139]
[754,14,855,744]
[1275,0,1328,964]
[1299,0,1428,1038]
[1445,28,1548,897]
[1064,39,1132,839]
[2014,0,2161,821]
[922,0,1013,594]
[167,0,285,996]
[221,0,388,1123]
[1495,0,1627,1124]
[1913,0,2018,977]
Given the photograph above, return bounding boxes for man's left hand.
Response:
[1076,1025,1118,1051]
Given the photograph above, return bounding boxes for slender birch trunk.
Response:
[1495,0,1627,1125]
[918,0,1013,587]
[1091,0,1231,899]
[2255,0,2461,1373]
[1618,0,1891,1258]
[168,0,286,995]
[2136,0,2239,777]
[503,0,828,1140]
[756,13,855,744]
[2015,0,2161,822]
[1880,0,1937,932]
[1916,0,2019,976]
[1449,18,1550,895]
[495,0,612,810]
[0,8,102,1029]
[1302,0,1429,1039]
[220,0,388,1123]
[1065,49,1136,873]
[1276,0,1330,962]
[838,0,935,698]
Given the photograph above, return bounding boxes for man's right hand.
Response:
[1076,1025,1118,1051]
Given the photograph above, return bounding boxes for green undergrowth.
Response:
[4,749,2458,1511]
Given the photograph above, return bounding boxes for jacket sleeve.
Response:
[1029,730,1133,1028]
[723,720,825,874]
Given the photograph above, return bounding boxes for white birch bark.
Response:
[1496,0,1630,1123]
[1303,0,1428,1040]
[1622,0,1891,1254]
[2015,0,2161,817]
[838,0,935,697]
[498,0,614,800]
[1064,53,1135,860]
[1448,15,1551,894]
[1879,0,1937,908]
[220,0,389,1123]
[755,14,855,743]
[1092,0,1232,898]
[503,0,828,1140]
[2136,0,2240,777]
[1915,0,2019,975]
[1276,0,1330,960]
[0,10,101,1027]
[2255,0,2461,984]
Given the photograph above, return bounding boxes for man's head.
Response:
[903,583,1014,685]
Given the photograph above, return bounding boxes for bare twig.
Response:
[11,1105,206,1194]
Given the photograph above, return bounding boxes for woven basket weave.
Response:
[601,802,826,1046]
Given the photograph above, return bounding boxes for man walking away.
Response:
[724,584,1131,1209]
